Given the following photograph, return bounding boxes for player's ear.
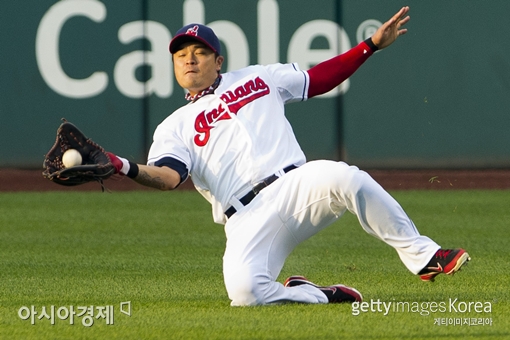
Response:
[215,55,224,72]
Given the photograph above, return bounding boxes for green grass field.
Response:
[0,190,508,339]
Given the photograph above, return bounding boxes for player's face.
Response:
[173,42,224,96]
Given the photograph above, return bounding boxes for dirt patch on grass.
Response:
[1,168,509,192]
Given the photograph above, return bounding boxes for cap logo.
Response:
[169,24,220,54]
[186,25,199,37]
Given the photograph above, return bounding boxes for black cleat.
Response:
[284,275,362,303]
[418,248,471,282]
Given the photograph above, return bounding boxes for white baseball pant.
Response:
[222,160,440,306]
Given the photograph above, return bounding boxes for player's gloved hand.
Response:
[42,119,115,187]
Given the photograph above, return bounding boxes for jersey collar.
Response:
[185,75,222,102]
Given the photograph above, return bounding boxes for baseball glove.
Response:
[42,119,115,188]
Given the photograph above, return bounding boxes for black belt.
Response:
[224,165,297,218]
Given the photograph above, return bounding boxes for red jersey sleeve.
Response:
[307,39,378,98]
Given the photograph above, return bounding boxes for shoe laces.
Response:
[435,249,452,259]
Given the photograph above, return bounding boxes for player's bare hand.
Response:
[371,6,410,50]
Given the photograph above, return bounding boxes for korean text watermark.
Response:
[351,298,493,326]
[18,301,131,327]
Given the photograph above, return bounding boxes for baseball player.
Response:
[108,6,470,306]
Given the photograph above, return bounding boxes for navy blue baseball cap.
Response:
[169,23,221,55]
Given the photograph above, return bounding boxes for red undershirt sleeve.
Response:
[307,38,378,98]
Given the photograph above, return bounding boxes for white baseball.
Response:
[62,149,82,167]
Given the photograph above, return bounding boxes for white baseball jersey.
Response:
[147,63,309,224]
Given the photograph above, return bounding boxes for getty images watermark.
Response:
[351,298,493,327]
[18,301,131,327]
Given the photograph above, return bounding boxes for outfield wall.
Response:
[1,0,508,168]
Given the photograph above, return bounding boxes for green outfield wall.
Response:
[1,0,508,168]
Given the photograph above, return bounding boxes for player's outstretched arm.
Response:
[306,7,410,98]
[371,6,410,50]
[107,152,181,190]
[133,165,181,190]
